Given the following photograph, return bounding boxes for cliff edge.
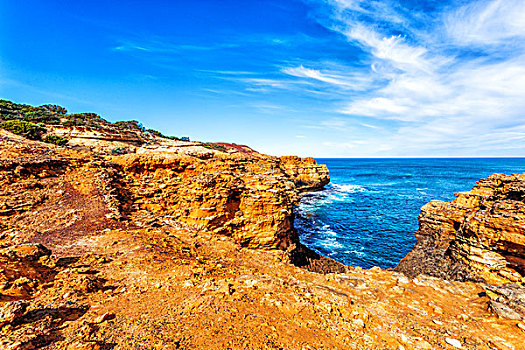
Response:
[397,173,525,321]
[1,100,524,349]
[397,173,525,285]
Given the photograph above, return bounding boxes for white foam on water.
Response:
[320,237,344,250]
[332,184,367,193]
[299,183,372,207]
[319,183,370,202]
[345,249,366,257]
[320,224,337,237]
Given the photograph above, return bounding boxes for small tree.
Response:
[0,120,46,140]
[113,120,145,131]
[40,104,68,115]
[146,128,164,137]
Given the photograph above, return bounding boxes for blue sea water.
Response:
[295,158,525,269]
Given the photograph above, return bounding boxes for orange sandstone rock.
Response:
[115,152,328,250]
[279,155,330,191]
[1,128,524,349]
[397,173,525,285]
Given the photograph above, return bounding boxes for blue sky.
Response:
[1,0,524,157]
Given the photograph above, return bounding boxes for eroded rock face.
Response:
[2,130,525,349]
[115,152,331,250]
[397,174,525,285]
[279,156,330,191]
[49,125,145,144]
[0,129,329,252]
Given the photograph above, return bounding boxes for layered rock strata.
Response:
[279,156,330,191]
[0,129,329,252]
[397,173,525,320]
[49,125,146,145]
[1,130,525,348]
[115,153,306,250]
[397,173,525,285]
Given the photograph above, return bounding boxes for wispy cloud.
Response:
[250,102,297,113]
[105,0,525,156]
[296,0,525,155]
[112,37,240,54]
[445,0,525,46]
[282,65,374,90]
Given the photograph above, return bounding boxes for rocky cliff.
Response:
[397,173,525,285]
[0,129,329,253]
[1,106,524,348]
[397,173,525,322]
[114,152,309,250]
[279,156,330,192]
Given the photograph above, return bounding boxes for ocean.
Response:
[295,158,525,269]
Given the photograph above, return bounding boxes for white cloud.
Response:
[302,0,525,156]
[445,0,525,46]
[250,103,297,114]
[322,140,368,149]
[239,78,290,89]
[360,123,380,129]
[282,64,375,91]
[345,25,436,73]
[113,38,240,54]
[283,65,350,86]
[341,97,410,118]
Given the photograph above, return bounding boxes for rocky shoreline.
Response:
[0,120,524,349]
[396,173,525,322]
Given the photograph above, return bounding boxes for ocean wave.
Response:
[344,249,366,257]
[296,158,525,269]
[319,237,344,250]
[320,224,337,237]
[297,182,371,214]
[332,183,367,193]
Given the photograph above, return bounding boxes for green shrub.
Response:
[146,128,164,137]
[0,120,46,140]
[0,102,29,122]
[64,113,108,128]
[23,111,60,124]
[62,119,86,127]
[40,104,67,115]
[202,143,227,152]
[165,136,190,141]
[113,120,145,131]
[43,135,68,146]
[0,100,62,124]
[67,112,102,120]
[0,100,34,121]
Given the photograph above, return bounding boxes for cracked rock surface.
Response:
[1,129,524,349]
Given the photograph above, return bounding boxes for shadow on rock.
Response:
[10,305,89,348]
[286,243,347,274]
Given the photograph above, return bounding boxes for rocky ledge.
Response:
[397,173,525,321]
[0,128,331,253]
[1,126,524,348]
[397,173,525,284]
